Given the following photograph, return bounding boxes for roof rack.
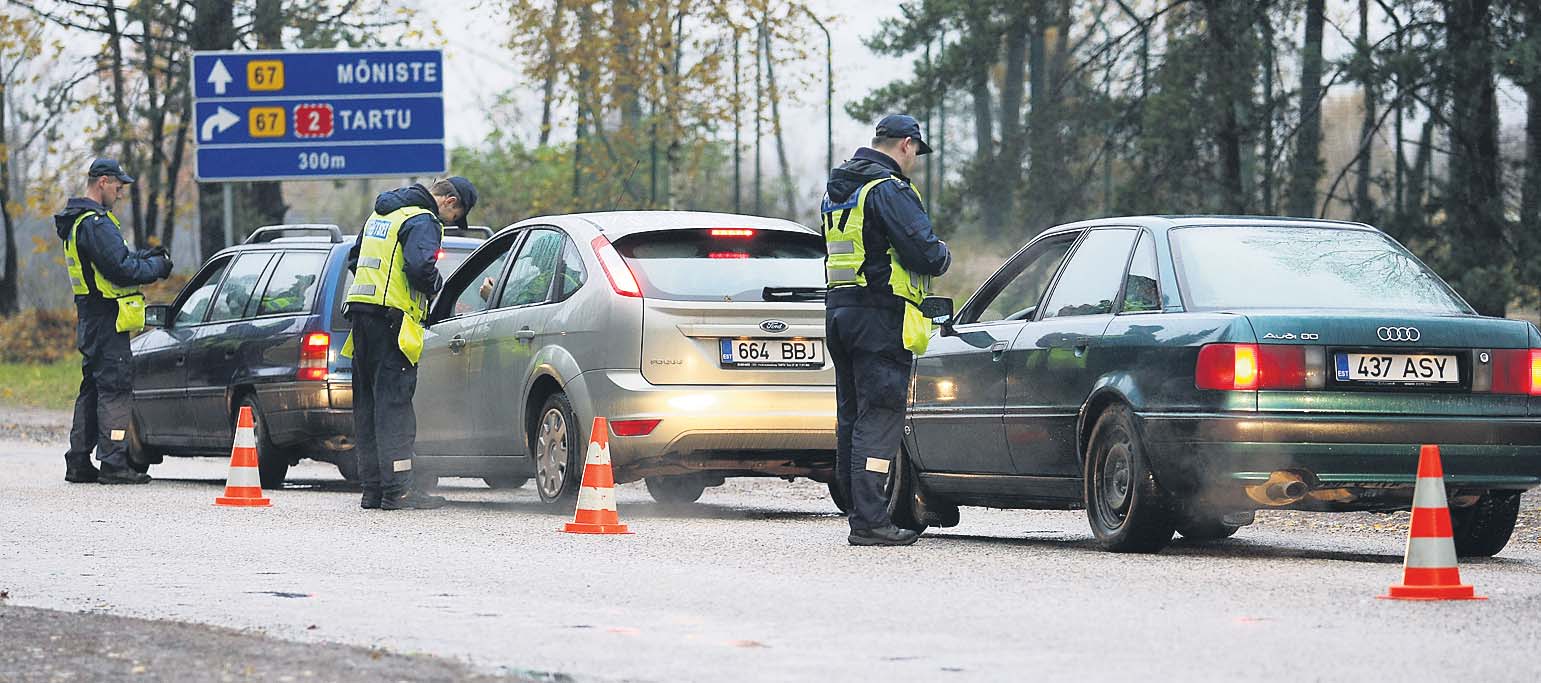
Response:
[443,226,493,240]
[245,224,344,244]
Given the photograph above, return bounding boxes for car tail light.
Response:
[591,234,642,298]
[709,251,749,259]
[1258,345,1307,389]
[435,248,445,261]
[1196,343,1259,390]
[709,228,755,238]
[299,332,329,381]
[1491,349,1541,395]
[610,419,661,437]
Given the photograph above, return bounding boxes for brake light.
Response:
[709,228,755,238]
[591,235,642,298]
[1196,343,1259,390]
[611,419,661,437]
[299,332,330,381]
[1491,349,1541,395]
[435,249,445,261]
[1257,345,1307,389]
[709,252,749,259]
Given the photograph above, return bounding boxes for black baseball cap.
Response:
[88,158,135,183]
[875,114,933,155]
[444,176,478,229]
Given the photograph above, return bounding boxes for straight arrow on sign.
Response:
[207,58,233,95]
[200,107,240,141]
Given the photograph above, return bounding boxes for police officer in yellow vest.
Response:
[343,177,476,510]
[54,159,174,484]
[822,115,950,546]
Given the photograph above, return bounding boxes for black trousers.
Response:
[67,311,134,469]
[826,304,912,531]
[350,309,419,497]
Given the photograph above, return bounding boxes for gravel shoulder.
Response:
[0,604,551,683]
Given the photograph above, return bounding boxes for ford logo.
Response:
[1377,326,1421,342]
[760,320,789,334]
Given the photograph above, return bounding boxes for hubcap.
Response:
[535,408,569,499]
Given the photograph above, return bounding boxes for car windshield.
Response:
[1170,226,1467,313]
[615,228,824,301]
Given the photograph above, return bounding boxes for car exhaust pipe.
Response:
[1245,470,1310,506]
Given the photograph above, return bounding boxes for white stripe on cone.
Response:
[585,441,610,466]
[1404,537,1460,569]
[233,430,257,449]
[1411,476,1449,508]
[225,466,262,488]
[576,485,616,511]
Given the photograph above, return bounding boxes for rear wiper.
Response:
[763,286,826,301]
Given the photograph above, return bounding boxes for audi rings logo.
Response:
[1377,326,1421,342]
[760,319,789,334]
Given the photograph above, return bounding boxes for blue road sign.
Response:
[192,49,445,182]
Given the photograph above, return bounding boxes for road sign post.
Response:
[191,49,446,182]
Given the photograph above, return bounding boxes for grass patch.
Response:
[0,360,79,412]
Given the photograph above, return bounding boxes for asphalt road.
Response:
[3,409,1540,682]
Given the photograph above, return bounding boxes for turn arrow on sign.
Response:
[200,107,240,141]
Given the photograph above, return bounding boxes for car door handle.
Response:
[1074,344,1088,358]
[515,328,537,342]
[448,335,467,352]
[224,349,237,359]
[174,355,186,367]
[991,341,1009,361]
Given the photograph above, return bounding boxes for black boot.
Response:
[97,463,150,485]
[848,524,921,546]
[64,457,99,483]
[360,490,382,509]
[381,489,446,510]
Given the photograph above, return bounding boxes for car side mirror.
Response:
[144,304,170,328]
[921,296,955,336]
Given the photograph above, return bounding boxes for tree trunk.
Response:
[1443,0,1506,316]
[1521,1,1541,288]
[763,24,796,218]
[1353,0,1375,224]
[613,0,642,131]
[1287,0,1326,217]
[1205,0,1248,214]
[995,13,1029,234]
[246,0,288,232]
[0,85,17,315]
[105,2,144,246]
[1026,7,1050,225]
[537,6,562,148]
[193,0,236,259]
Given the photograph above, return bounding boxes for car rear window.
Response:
[1170,226,1467,313]
[614,228,823,301]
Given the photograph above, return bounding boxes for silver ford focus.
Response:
[412,211,837,504]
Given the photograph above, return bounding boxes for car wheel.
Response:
[238,396,289,490]
[531,392,583,505]
[333,450,361,482]
[827,479,850,514]
[1450,490,1521,557]
[1084,404,1175,553]
[1176,515,1241,541]
[645,475,707,504]
[483,476,528,490]
[884,447,927,533]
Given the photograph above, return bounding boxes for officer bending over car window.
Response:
[342,176,477,511]
[55,159,175,485]
[821,115,951,546]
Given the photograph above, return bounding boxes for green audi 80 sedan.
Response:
[893,215,1541,554]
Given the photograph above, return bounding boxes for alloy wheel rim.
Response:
[536,408,569,499]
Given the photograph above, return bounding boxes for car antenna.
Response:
[608,160,641,211]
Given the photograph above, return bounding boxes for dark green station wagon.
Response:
[893,216,1541,554]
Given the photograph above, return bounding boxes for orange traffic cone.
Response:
[562,417,631,534]
[215,406,271,508]
[1379,445,1483,600]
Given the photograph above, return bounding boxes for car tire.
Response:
[1176,517,1241,541]
[645,475,708,504]
[1084,404,1175,553]
[333,451,361,482]
[238,396,290,490]
[531,392,583,505]
[884,447,927,533]
[483,476,528,490]
[1450,490,1521,557]
[827,479,850,514]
